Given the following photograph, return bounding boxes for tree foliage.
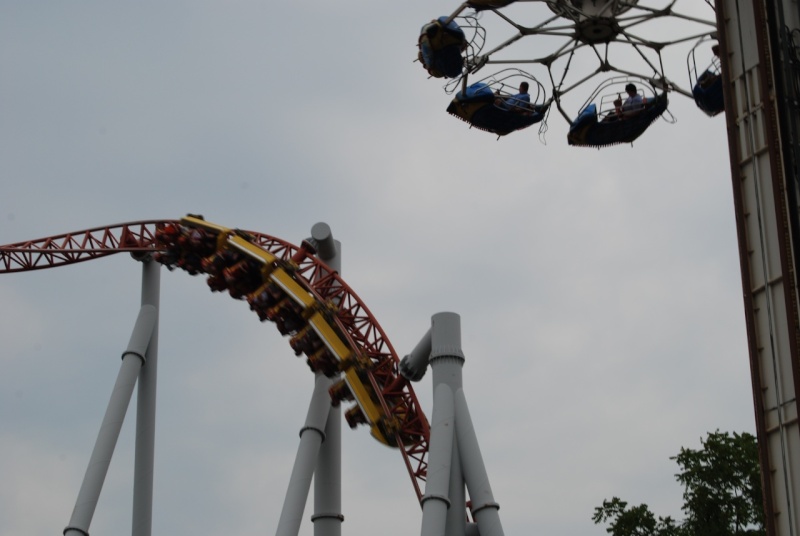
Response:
[592,497,684,536]
[593,431,765,536]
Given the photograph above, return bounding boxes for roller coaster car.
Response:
[345,406,369,428]
[265,298,305,335]
[418,16,467,78]
[447,73,548,137]
[329,380,355,405]
[689,40,724,117]
[289,325,317,356]
[306,348,341,377]
[152,217,411,451]
[201,250,237,275]
[567,79,668,148]
[226,266,263,299]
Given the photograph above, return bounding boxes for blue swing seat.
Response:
[568,93,668,147]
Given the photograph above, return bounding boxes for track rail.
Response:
[0,220,168,272]
[0,216,430,500]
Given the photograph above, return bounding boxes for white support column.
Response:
[412,312,505,536]
[313,409,343,536]
[309,222,344,536]
[446,439,466,536]
[420,313,465,536]
[132,259,160,536]
[455,388,504,536]
[420,383,455,536]
[400,327,432,382]
[64,304,157,536]
[275,373,333,536]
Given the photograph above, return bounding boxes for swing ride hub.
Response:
[547,0,639,20]
[575,17,622,44]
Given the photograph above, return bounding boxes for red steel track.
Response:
[0,218,430,500]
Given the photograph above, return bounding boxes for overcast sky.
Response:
[0,2,756,536]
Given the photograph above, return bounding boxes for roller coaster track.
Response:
[0,215,430,500]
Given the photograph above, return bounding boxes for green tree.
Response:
[593,431,765,536]
[592,497,684,536]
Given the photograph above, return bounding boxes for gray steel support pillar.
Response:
[414,312,504,536]
[275,373,333,536]
[309,222,344,536]
[64,304,157,536]
[455,388,503,536]
[132,260,160,536]
[312,408,343,536]
[418,312,469,536]
[446,440,466,536]
[420,382,455,536]
[399,327,432,382]
[429,313,464,391]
